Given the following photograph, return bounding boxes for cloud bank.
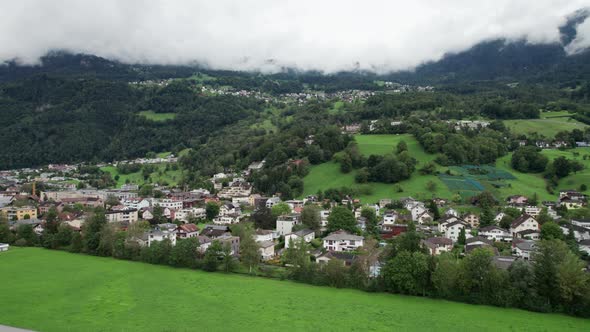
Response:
[1,0,589,73]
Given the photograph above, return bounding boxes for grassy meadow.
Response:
[504,111,587,138]
[303,134,451,203]
[100,164,183,188]
[1,248,589,332]
[138,110,177,121]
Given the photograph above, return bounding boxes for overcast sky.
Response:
[1,0,589,73]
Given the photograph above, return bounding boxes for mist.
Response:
[1,0,589,73]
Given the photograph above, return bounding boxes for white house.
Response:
[422,237,453,255]
[510,214,539,237]
[572,219,590,230]
[438,216,462,233]
[0,243,9,251]
[320,210,331,228]
[479,226,511,241]
[445,221,472,242]
[560,224,590,241]
[284,229,315,249]
[213,215,240,225]
[153,198,183,210]
[258,241,275,260]
[276,214,301,236]
[323,230,364,252]
[580,239,590,255]
[219,203,241,217]
[105,207,138,224]
[147,228,177,247]
[513,240,535,260]
[254,229,274,243]
[122,198,150,210]
[524,206,542,217]
[265,197,281,208]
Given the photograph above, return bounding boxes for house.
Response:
[258,241,275,261]
[265,196,281,208]
[320,210,331,228]
[445,208,459,217]
[323,230,364,252]
[437,215,462,233]
[197,236,212,252]
[422,237,453,255]
[219,203,241,216]
[105,207,138,224]
[560,224,590,241]
[0,195,14,208]
[217,234,240,256]
[153,198,183,210]
[579,239,590,255]
[142,209,154,221]
[516,229,541,240]
[0,206,38,220]
[284,229,315,248]
[147,228,177,247]
[316,251,357,266]
[0,243,9,251]
[38,201,63,215]
[276,214,301,236]
[416,211,433,224]
[512,239,536,260]
[379,199,392,208]
[217,182,252,199]
[177,223,199,239]
[254,229,274,242]
[121,198,150,210]
[559,190,587,209]
[445,221,472,242]
[213,215,240,225]
[174,207,206,223]
[494,212,506,222]
[524,206,542,217]
[463,213,480,228]
[465,236,497,254]
[201,225,231,239]
[479,225,511,241]
[506,195,528,206]
[510,214,539,237]
[572,219,590,230]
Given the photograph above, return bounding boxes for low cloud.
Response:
[1,0,589,73]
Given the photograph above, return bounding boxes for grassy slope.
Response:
[1,248,588,332]
[504,112,587,138]
[303,134,451,203]
[494,147,590,200]
[138,110,177,121]
[101,164,182,188]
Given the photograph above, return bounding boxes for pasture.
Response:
[138,110,177,121]
[504,112,586,138]
[1,248,588,332]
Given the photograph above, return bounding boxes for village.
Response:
[1,157,589,271]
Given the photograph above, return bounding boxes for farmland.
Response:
[504,111,587,138]
[1,248,589,332]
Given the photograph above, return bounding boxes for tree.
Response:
[540,222,564,241]
[340,154,352,173]
[251,207,276,229]
[271,202,291,217]
[0,219,14,244]
[536,208,553,224]
[220,242,236,273]
[479,207,494,227]
[458,228,466,245]
[203,240,223,272]
[383,251,429,296]
[326,206,357,233]
[532,240,569,309]
[138,184,154,197]
[205,202,220,220]
[511,146,548,173]
[105,194,120,208]
[396,140,408,154]
[557,249,590,313]
[56,223,73,247]
[427,200,440,220]
[360,207,379,236]
[301,205,321,232]
[426,180,437,192]
[169,238,201,268]
[323,259,348,288]
[151,205,167,225]
[82,211,107,254]
[239,228,260,274]
[432,254,460,299]
[16,224,37,246]
[70,232,82,253]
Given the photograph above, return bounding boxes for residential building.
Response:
[510,214,539,237]
[177,224,199,239]
[422,237,453,255]
[258,241,275,260]
[254,229,274,243]
[284,229,315,248]
[463,213,480,228]
[512,239,535,260]
[445,221,472,242]
[479,225,511,241]
[323,230,364,252]
[276,214,301,236]
[0,206,37,220]
[265,196,281,208]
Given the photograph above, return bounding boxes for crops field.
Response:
[504,111,587,138]
[1,248,589,332]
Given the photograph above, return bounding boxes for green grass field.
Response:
[1,248,588,332]
[138,110,177,121]
[504,112,586,138]
[492,147,590,200]
[101,164,183,188]
[303,134,451,203]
